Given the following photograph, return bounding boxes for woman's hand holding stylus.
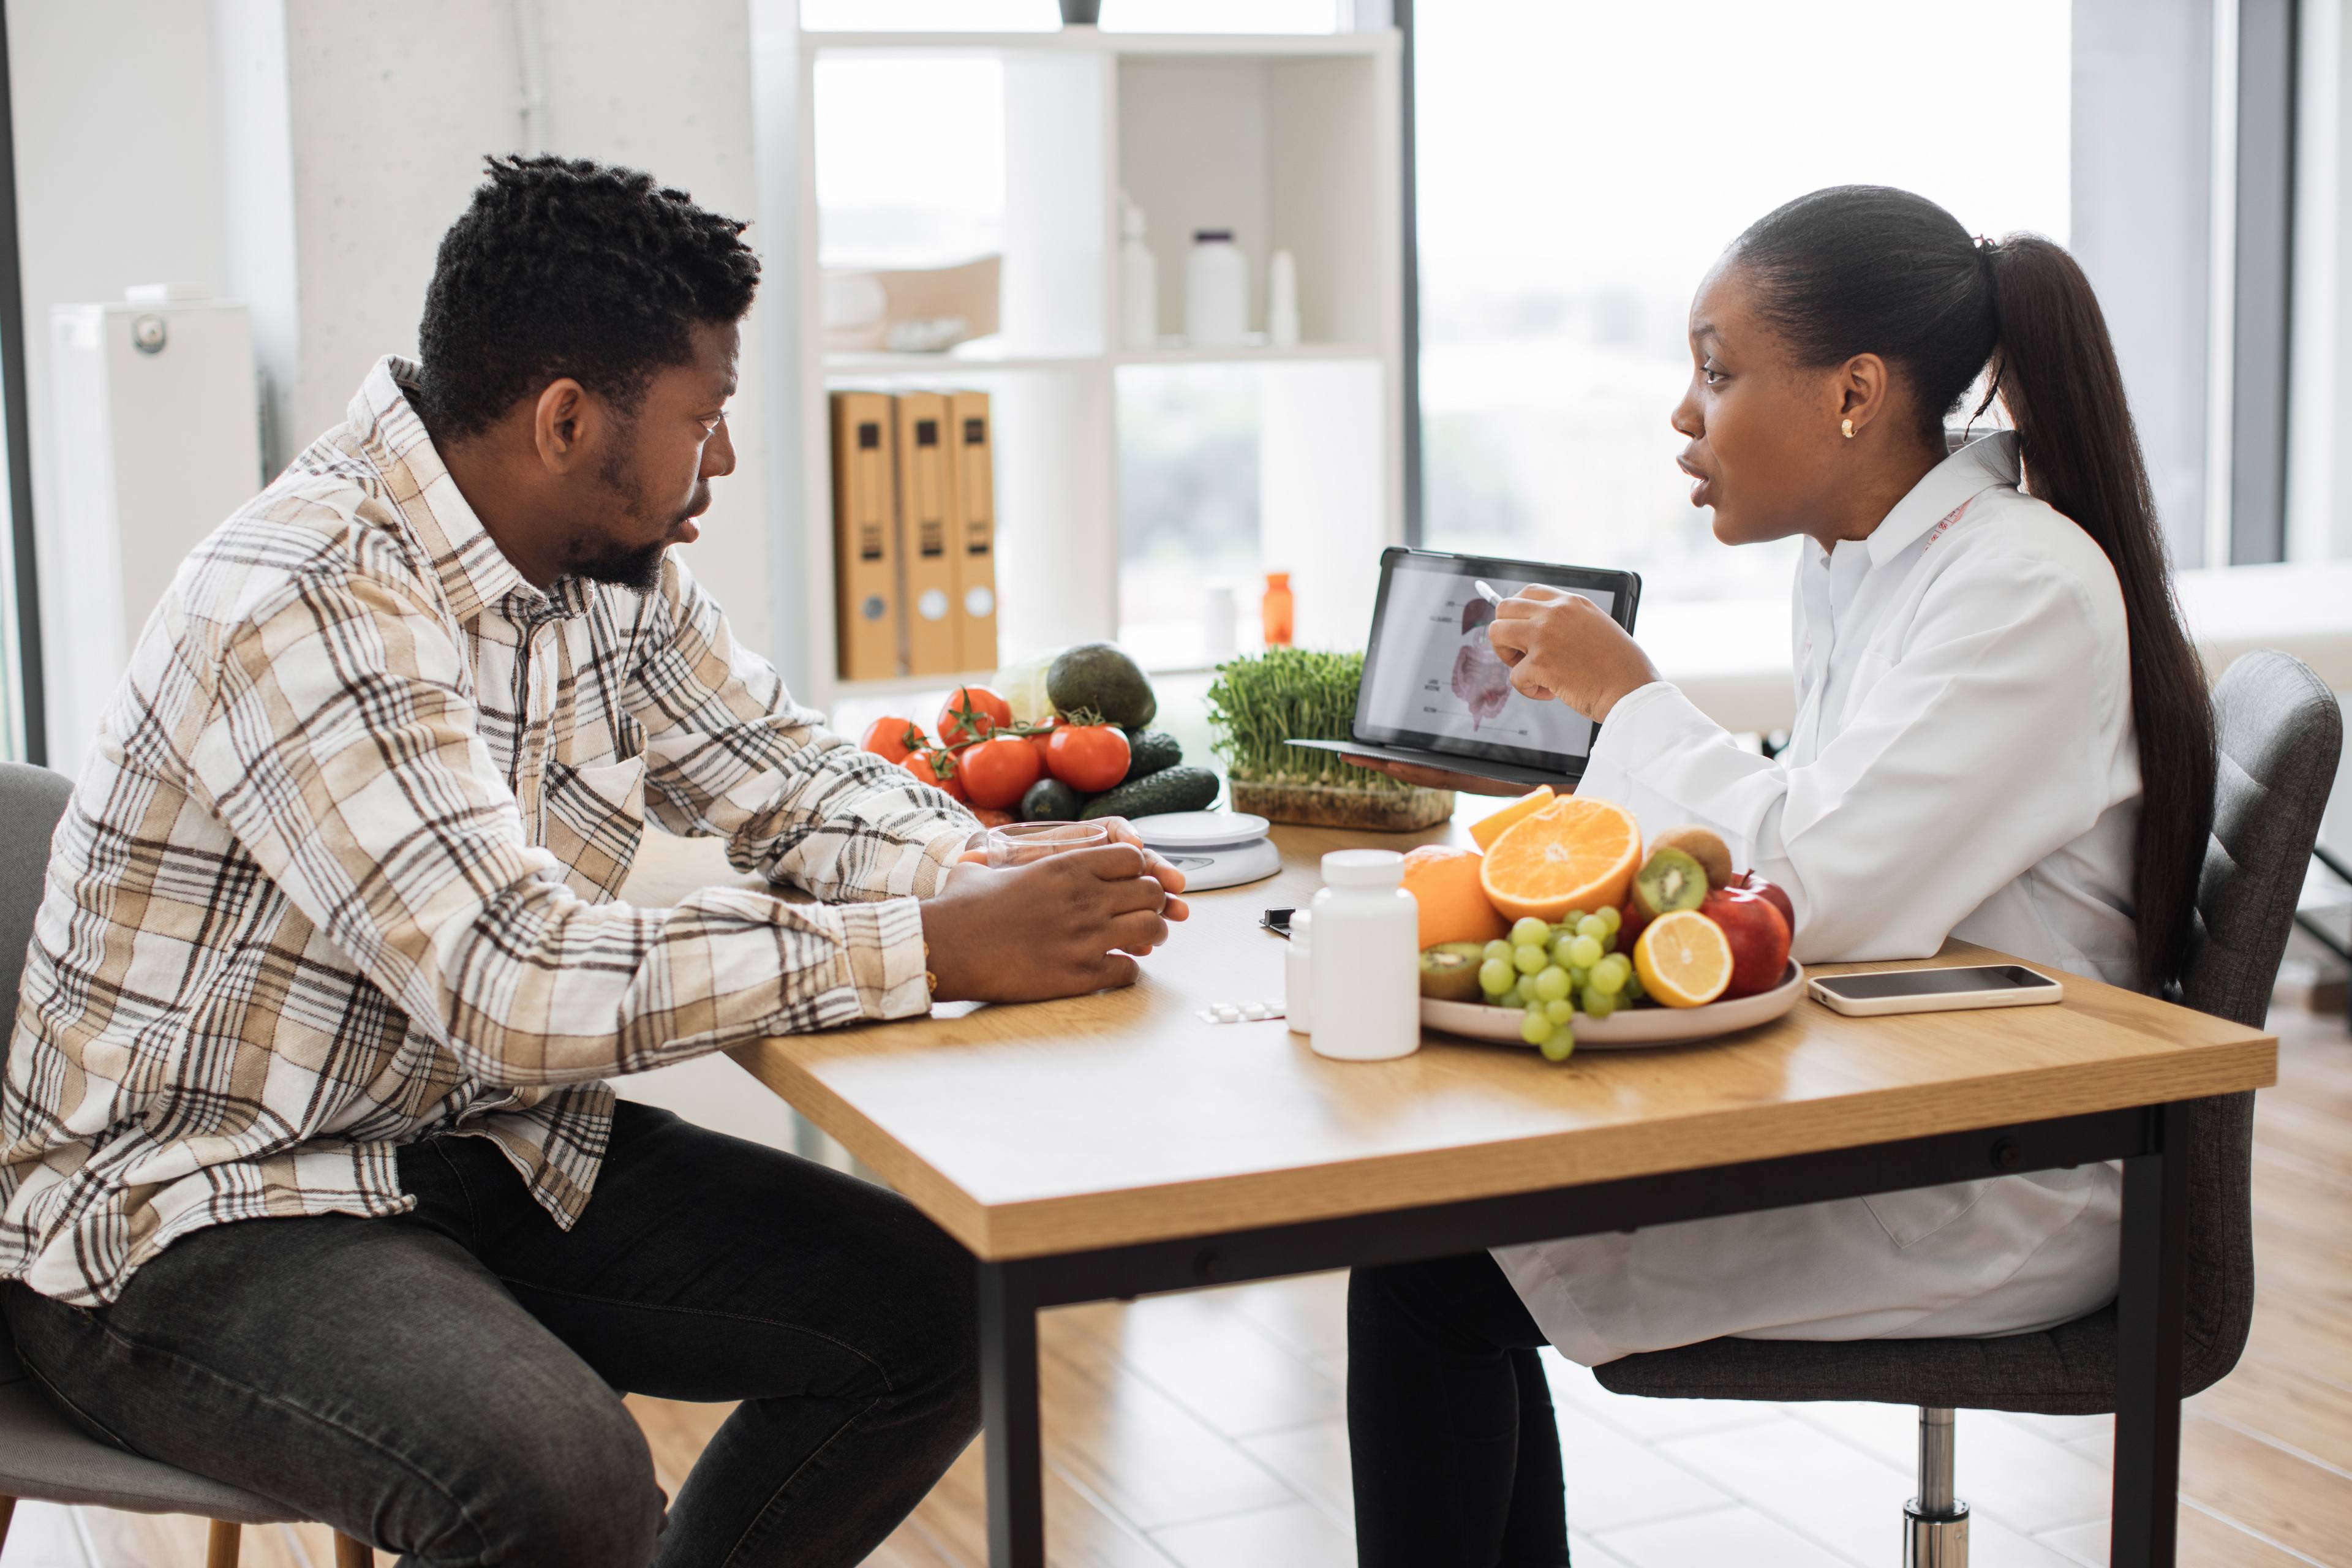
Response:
[1485,585,1662,722]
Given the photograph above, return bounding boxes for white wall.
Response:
[214,0,299,473]
[273,0,515,456]
[4,0,231,765]
[528,0,775,659]
[10,0,786,748]
[271,0,777,654]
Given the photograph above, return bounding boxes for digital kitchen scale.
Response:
[1130,810,1281,891]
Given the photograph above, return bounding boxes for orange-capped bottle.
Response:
[1262,571,1294,647]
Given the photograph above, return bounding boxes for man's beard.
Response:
[567,445,679,594]
[567,535,669,594]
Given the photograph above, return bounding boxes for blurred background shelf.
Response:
[822,350,1098,375]
[822,342,1382,377]
[801,31,1389,59]
[794,21,1404,714]
[1110,342,1380,366]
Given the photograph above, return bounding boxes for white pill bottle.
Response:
[1309,850,1420,1061]
[1185,229,1250,347]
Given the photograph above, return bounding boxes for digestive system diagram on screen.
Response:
[1451,597,1512,728]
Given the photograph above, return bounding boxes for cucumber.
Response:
[1123,730,1182,780]
[1078,765,1219,821]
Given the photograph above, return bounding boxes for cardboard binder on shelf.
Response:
[829,391,900,682]
[946,390,998,673]
[894,391,960,677]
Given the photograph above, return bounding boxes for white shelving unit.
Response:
[791,23,1405,715]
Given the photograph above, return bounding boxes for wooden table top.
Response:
[726,822,2277,1262]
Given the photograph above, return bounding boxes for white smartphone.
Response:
[1807,963,2064,1017]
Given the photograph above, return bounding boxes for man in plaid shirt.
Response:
[0,157,1185,1567]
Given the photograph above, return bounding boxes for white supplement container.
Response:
[1267,249,1300,347]
[1310,850,1420,1061]
[1119,197,1158,350]
[1285,908,1314,1034]
[1202,578,1239,663]
[1185,230,1248,347]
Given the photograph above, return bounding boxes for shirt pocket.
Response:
[1862,1179,1991,1250]
[540,755,648,902]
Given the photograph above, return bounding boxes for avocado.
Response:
[1077,765,1219,821]
[1048,643,1156,730]
[1019,778,1082,821]
[1124,730,1182,780]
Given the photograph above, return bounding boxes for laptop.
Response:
[1287,547,1643,790]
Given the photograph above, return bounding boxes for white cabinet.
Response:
[45,291,260,776]
[792,26,1404,712]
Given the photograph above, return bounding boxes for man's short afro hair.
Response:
[417,154,760,440]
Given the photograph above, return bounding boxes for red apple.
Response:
[1619,893,1653,943]
[1738,871,1796,937]
[1700,886,1792,997]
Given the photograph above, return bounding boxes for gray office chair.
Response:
[0,763,373,1568]
[1593,650,2343,1564]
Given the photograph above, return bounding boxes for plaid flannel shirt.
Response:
[1,356,974,1306]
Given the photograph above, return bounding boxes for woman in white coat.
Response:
[1340,185,2216,1567]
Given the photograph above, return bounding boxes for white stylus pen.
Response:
[1472,579,1504,605]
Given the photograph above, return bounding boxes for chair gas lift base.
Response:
[1907,1408,1967,1566]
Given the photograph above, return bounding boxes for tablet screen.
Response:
[1355,550,1640,773]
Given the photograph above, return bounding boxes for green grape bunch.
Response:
[1474,905,1637,1065]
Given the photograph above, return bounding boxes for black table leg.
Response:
[981,1261,1046,1568]
[2112,1100,2189,1567]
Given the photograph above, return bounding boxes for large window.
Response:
[1413,2,2073,606]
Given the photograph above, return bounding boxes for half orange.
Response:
[1478,795,1642,923]
[1468,786,1556,851]
[1632,911,1734,1008]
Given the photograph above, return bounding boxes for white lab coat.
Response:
[1495,434,2135,1365]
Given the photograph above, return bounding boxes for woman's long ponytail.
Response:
[1735,187,2215,992]
[1981,237,2215,992]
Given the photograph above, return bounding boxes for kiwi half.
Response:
[1632,846,1711,919]
[1419,942,1488,1001]
[1651,825,1734,889]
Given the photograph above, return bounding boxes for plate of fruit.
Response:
[1409,788,1798,1060]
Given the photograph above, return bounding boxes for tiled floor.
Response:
[9,1007,2346,1566]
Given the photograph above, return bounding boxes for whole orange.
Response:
[1400,844,1510,949]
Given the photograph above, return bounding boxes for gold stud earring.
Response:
[1841,418,1856,439]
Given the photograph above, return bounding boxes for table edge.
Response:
[729,1031,2276,1263]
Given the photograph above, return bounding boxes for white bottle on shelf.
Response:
[1120,195,1158,351]
[1201,578,1238,663]
[1267,249,1300,348]
[1309,851,1420,1061]
[1185,230,1249,347]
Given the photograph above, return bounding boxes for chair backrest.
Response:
[2175,650,2342,1396]
[0,762,74,1027]
[0,761,73,1374]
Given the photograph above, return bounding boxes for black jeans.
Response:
[5,1101,980,1568]
[1348,1252,1569,1567]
